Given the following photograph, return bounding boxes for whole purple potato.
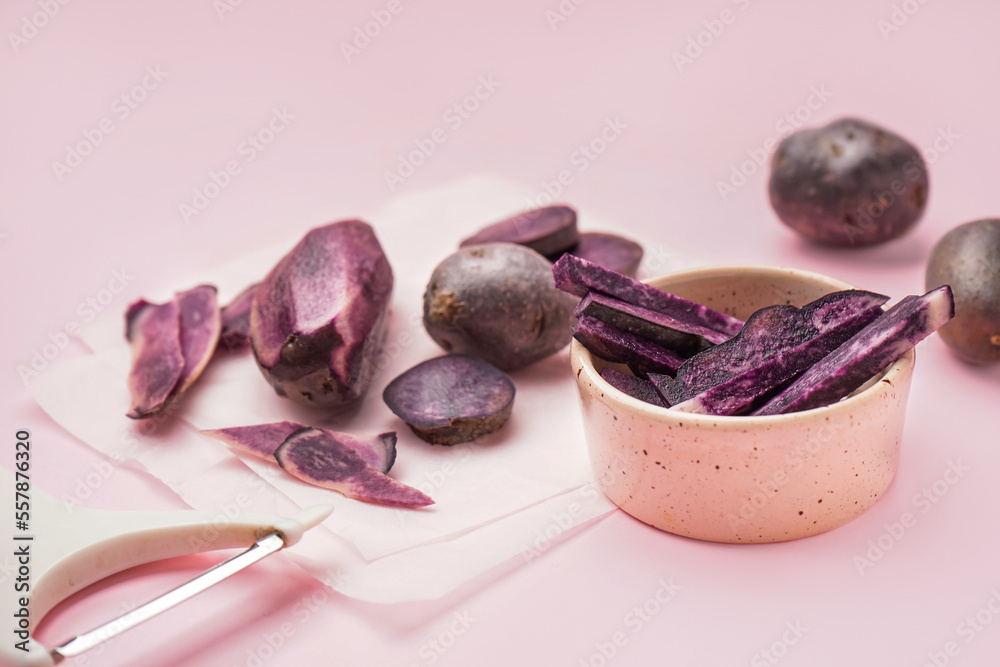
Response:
[250,219,393,409]
[769,117,929,247]
[423,243,576,371]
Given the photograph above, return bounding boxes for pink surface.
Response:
[2,1,999,665]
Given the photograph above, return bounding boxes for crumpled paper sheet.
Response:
[29,175,704,602]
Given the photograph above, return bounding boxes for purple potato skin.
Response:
[125,299,184,419]
[769,117,929,247]
[218,282,259,350]
[250,220,393,410]
[174,285,221,395]
[423,243,577,371]
[460,205,578,257]
[925,219,1000,365]
[553,232,644,278]
[383,354,516,445]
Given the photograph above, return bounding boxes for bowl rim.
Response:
[571,263,916,427]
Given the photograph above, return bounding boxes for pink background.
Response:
[3,1,1000,665]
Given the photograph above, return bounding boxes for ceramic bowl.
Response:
[570,265,914,543]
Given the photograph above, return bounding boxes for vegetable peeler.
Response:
[0,466,332,666]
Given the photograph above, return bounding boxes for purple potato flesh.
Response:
[218,282,259,350]
[174,285,222,395]
[769,117,929,247]
[201,422,397,473]
[660,290,890,407]
[600,368,667,408]
[553,232,644,278]
[575,291,719,356]
[572,315,684,378]
[275,428,432,507]
[553,254,743,338]
[754,286,954,415]
[669,300,887,416]
[125,299,185,419]
[460,205,578,257]
[423,243,577,371]
[382,354,516,445]
[250,220,393,410]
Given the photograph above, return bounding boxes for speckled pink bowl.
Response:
[571,265,915,543]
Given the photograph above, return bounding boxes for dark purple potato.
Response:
[600,368,666,407]
[125,299,184,418]
[250,220,393,410]
[553,254,743,339]
[754,287,954,416]
[926,219,1000,365]
[218,282,259,350]
[382,354,515,445]
[769,117,929,247]
[460,205,578,257]
[174,285,222,395]
[662,290,889,406]
[202,422,397,473]
[575,291,716,357]
[423,243,576,371]
[572,315,685,378]
[275,428,432,507]
[555,232,644,278]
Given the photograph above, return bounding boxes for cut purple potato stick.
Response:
[754,286,955,416]
[575,291,723,355]
[125,299,184,419]
[460,205,578,257]
[669,298,887,415]
[661,290,890,407]
[275,428,432,508]
[600,368,667,407]
[383,354,515,445]
[201,422,397,473]
[554,232,644,278]
[552,254,743,338]
[572,315,684,377]
[218,282,259,350]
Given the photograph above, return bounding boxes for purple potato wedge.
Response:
[275,428,432,508]
[600,368,667,407]
[174,285,222,396]
[125,299,185,419]
[553,254,744,338]
[250,220,393,410]
[460,205,578,257]
[659,290,890,407]
[201,422,397,473]
[769,117,929,247]
[575,291,721,355]
[382,354,516,446]
[572,315,684,378]
[754,286,954,416]
[423,243,577,371]
[218,282,259,350]
[554,232,644,278]
[669,299,887,416]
